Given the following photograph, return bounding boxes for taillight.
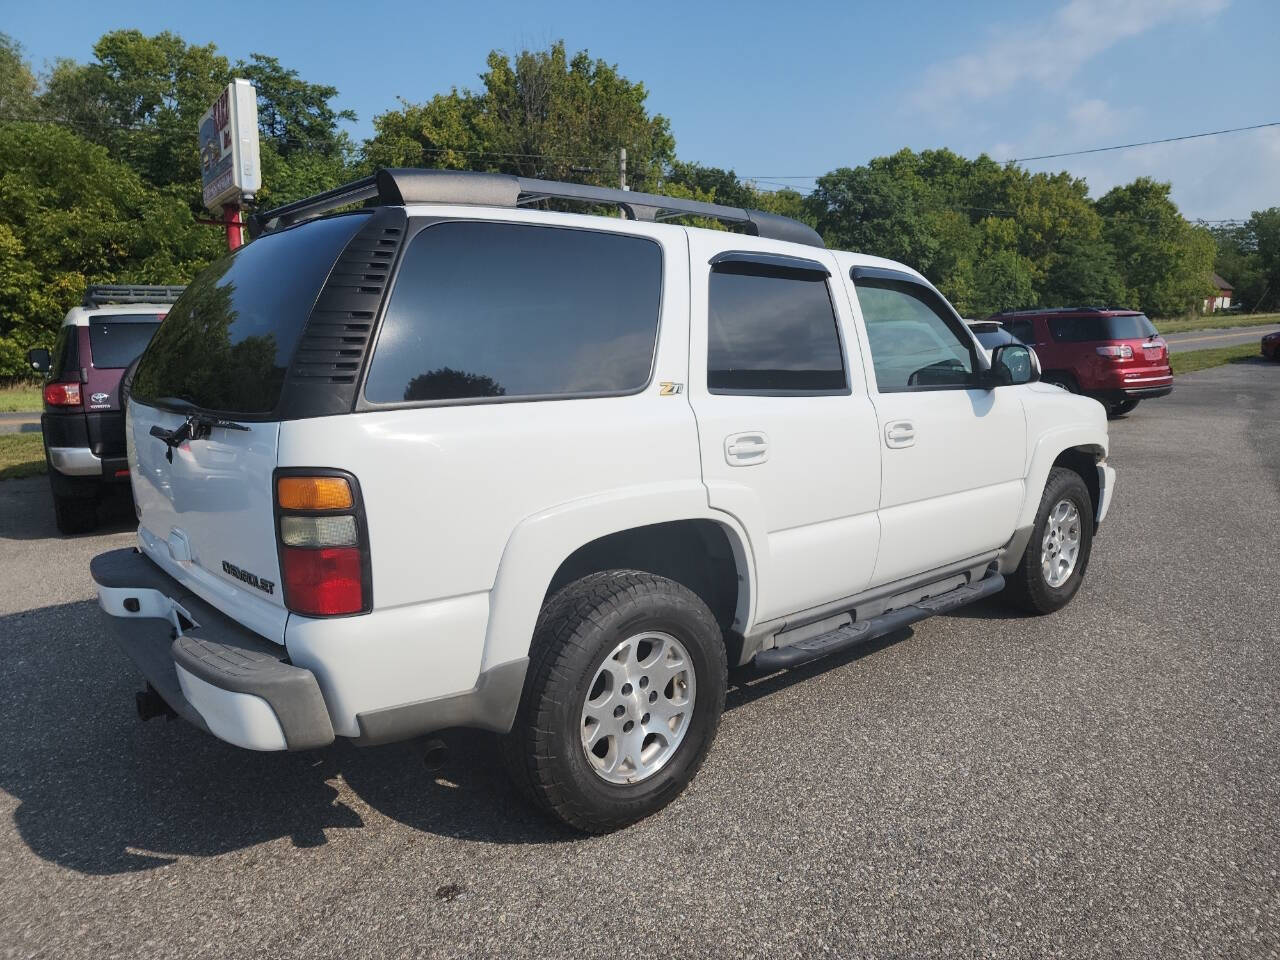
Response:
[43,382,82,406]
[1095,345,1133,359]
[275,472,370,616]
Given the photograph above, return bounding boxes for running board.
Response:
[753,573,1006,672]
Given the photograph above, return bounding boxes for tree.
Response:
[1096,178,1215,316]
[364,42,674,189]
[0,33,37,118]
[0,121,221,377]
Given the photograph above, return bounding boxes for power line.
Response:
[1004,121,1280,163]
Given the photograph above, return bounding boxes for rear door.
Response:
[843,265,1026,585]
[687,234,882,624]
[127,212,373,642]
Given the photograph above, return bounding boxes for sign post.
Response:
[199,79,261,251]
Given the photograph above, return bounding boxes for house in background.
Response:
[1205,273,1234,312]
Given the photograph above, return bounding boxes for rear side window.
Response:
[707,263,846,393]
[132,213,369,415]
[88,318,162,369]
[49,326,79,381]
[1049,314,1157,342]
[363,221,661,404]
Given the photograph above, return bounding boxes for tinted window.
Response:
[88,318,161,368]
[132,213,369,415]
[49,325,78,381]
[707,264,845,393]
[855,279,976,392]
[1049,314,1157,342]
[364,222,661,404]
[1003,318,1035,343]
[973,327,1019,351]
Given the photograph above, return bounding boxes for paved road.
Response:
[1163,323,1279,353]
[2,361,1278,959]
[0,412,41,435]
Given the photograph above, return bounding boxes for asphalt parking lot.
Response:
[2,360,1277,960]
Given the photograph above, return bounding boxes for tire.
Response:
[1042,372,1078,393]
[502,570,728,833]
[53,490,99,535]
[1106,398,1140,418]
[1005,467,1094,615]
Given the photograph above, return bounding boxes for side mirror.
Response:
[27,348,50,375]
[989,343,1038,387]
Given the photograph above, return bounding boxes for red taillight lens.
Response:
[43,382,82,406]
[1095,345,1134,359]
[281,546,364,616]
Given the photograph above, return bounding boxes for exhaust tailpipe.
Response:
[422,737,449,771]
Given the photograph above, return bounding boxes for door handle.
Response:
[724,432,769,466]
[885,420,915,448]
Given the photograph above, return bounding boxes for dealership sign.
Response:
[199,79,261,211]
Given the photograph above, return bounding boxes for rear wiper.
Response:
[149,412,249,461]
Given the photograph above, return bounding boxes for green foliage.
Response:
[364,41,674,188]
[1217,207,1280,312]
[0,34,38,118]
[1096,177,1215,317]
[0,121,222,376]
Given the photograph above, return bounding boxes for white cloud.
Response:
[912,0,1228,110]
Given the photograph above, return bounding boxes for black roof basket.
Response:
[83,285,186,308]
[248,168,825,248]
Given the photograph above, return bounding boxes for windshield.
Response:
[131,213,369,416]
[88,317,162,368]
[1049,314,1157,342]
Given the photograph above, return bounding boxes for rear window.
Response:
[88,317,161,368]
[1049,314,1156,342]
[363,221,661,404]
[132,213,369,415]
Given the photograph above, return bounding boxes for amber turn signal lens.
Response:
[277,476,353,511]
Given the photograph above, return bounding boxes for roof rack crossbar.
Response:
[248,168,824,248]
[82,285,187,308]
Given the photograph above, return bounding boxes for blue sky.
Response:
[6,0,1278,220]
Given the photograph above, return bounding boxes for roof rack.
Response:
[83,284,186,308]
[248,168,825,248]
[989,306,1134,317]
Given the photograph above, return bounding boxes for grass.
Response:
[0,382,43,413]
[1169,342,1265,375]
[1155,312,1280,335]
[0,432,46,480]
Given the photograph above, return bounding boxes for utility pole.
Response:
[619,147,628,191]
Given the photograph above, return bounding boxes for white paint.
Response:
[108,201,1112,746]
[176,667,288,751]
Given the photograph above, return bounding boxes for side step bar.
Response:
[753,573,1006,672]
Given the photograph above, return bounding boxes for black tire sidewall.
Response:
[1027,469,1094,609]
[536,577,726,824]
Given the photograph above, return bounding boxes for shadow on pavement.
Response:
[0,599,577,876]
[0,476,135,542]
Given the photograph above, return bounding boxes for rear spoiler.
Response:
[248,168,825,249]
[83,285,186,308]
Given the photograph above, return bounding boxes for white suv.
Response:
[92,169,1114,832]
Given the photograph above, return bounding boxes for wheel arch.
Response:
[482,485,756,671]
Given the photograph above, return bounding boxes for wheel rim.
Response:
[1041,498,1082,588]
[580,631,696,784]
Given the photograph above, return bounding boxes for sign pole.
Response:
[223,203,243,252]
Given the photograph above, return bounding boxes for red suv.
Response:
[990,308,1172,417]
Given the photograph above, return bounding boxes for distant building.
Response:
[1205,273,1234,313]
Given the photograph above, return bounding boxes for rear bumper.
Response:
[1089,384,1173,402]
[91,548,334,751]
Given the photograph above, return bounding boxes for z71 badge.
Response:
[221,560,275,595]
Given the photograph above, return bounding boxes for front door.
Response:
[687,236,882,625]
[843,267,1026,585]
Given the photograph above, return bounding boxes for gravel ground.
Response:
[1,361,1277,959]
